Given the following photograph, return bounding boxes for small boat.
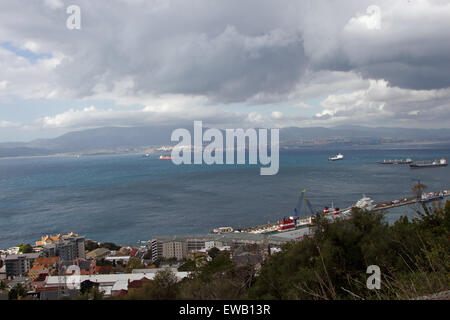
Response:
[328,153,344,161]
[159,155,172,160]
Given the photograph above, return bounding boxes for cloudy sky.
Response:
[0,0,449,141]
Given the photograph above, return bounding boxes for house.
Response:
[7,276,30,290]
[31,273,48,291]
[86,247,110,261]
[104,256,130,265]
[28,257,59,281]
[28,265,50,282]
[60,258,96,275]
[35,232,80,246]
[111,276,154,297]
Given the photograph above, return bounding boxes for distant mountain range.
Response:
[1,125,450,157]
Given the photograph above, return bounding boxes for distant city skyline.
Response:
[1,0,450,142]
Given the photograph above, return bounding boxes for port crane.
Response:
[293,189,315,218]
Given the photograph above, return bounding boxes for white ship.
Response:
[354,195,376,211]
[325,195,376,219]
[328,153,344,161]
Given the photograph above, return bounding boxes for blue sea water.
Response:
[0,143,449,249]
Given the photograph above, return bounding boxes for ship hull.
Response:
[420,196,444,202]
[409,164,448,168]
[377,161,412,165]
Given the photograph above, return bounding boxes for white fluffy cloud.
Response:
[0,0,449,136]
[316,79,450,127]
[35,104,261,130]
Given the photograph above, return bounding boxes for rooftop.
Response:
[151,232,290,243]
[5,253,40,260]
[45,272,190,288]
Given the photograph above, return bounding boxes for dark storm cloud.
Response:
[0,0,450,104]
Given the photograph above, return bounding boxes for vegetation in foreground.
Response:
[250,201,449,299]
[89,200,449,300]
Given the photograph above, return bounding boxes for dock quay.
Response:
[373,189,449,211]
[231,189,450,235]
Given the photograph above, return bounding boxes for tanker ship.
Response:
[409,158,447,168]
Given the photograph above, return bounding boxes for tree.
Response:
[178,259,197,272]
[151,269,179,299]
[77,281,104,300]
[85,240,99,251]
[80,280,98,295]
[125,269,180,300]
[412,183,427,199]
[18,243,33,254]
[8,284,27,300]
[100,242,121,251]
[126,258,144,273]
[143,250,153,260]
[207,247,220,259]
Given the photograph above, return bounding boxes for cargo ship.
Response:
[409,158,447,168]
[328,153,344,161]
[159,155,172,160]
[377,158,413,165]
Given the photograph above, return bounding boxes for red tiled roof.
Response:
[128,277,153,289]
[33,257,59,266]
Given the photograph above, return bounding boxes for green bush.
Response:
[249,202,450,300]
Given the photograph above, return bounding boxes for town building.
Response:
[42,272,189,298]
[162,241,187,260]
[7,276,30,290]
[60,258,96,275]
[28,257,59,281]
[104,256,130,265]
[86,247,110,261]
[150,233,287,262]
[41,236,85,261]
[35,232,80,246]
[5,253,41,278]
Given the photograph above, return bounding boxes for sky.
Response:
[0,0,450,142]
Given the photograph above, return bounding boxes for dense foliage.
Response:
[17,243,33,254]
[249,201,450,299]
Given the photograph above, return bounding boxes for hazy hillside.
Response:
[1,125,450,157]
[280,126,450,141]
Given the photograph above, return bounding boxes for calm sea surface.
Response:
[0,143,449,249]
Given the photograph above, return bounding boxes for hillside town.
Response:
[0,232,285,300]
